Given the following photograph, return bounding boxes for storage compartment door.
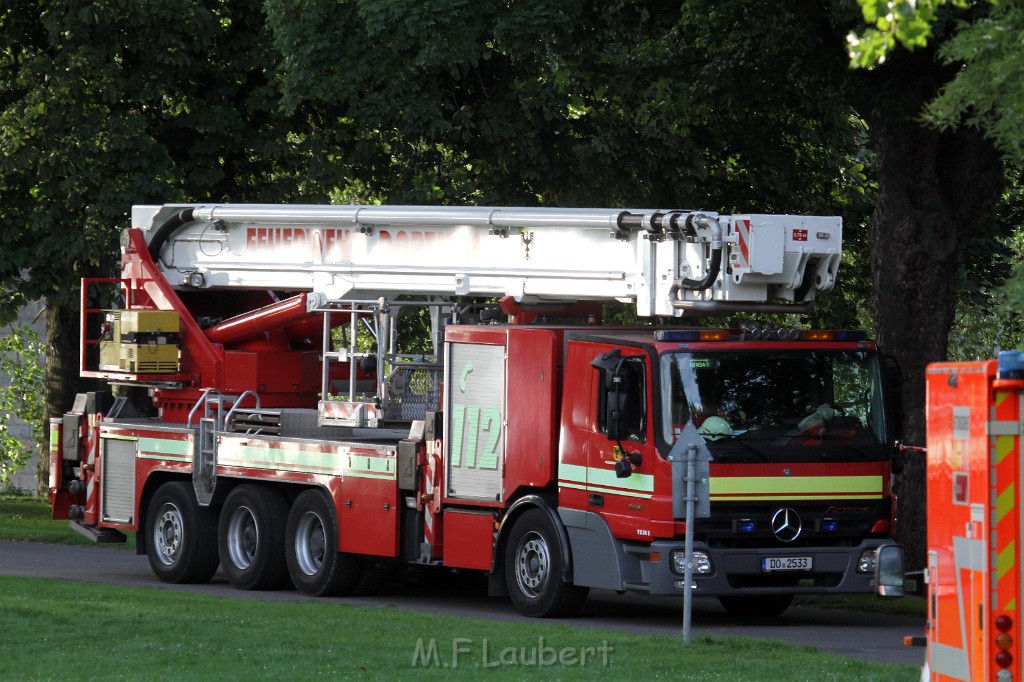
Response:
[446,343,505,502]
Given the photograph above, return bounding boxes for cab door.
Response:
[586,349,657,541]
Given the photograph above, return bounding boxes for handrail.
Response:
[187,388,220,428]
[223,391,260,430]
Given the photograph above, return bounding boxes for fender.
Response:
[487,494,573,596]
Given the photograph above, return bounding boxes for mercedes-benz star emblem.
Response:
[770,508,802,542]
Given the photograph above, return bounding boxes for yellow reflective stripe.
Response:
[996,483,1016,525]
[710,475,883,497]
[995,434,1015,465]
[218,442,396,478]
[559,463,588,485]
[558,462,654,497]
[997,540,1016,583]
[587,467,653,493]
[138,436,190,458]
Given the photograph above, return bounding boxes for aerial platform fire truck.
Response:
[49,203,903,617]
[919,352,1024,680]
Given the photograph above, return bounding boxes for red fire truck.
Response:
[919,351,1024,679]
[50,204,903,617]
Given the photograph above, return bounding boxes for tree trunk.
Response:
[868,116,1003,569]
[40,296,87,494]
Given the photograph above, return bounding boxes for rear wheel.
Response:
[718,594,794,618]
[218,484,290,590]
[285,489,362,596]
[505,508,588,617]
[145,481,219,584]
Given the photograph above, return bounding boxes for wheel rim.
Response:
[226,505,258,570]
[153,501,184,567]
[514,531,549,598]
[294,511,327,576]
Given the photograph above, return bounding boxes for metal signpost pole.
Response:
[683,443,697,642]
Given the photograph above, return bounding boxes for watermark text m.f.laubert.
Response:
[411,636,614,668]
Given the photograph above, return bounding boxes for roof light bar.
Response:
[654,329,730,342]
[653,328,868,343]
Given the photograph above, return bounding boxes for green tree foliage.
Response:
[849,0,1024,334]
[0,0,304,470]
[0,324,45,483]
[0,0,302,313]
[847,0,967,67]
[849,0,1024,165]
[266,1,863,209]
[265,0,875,328]
[924,3,1024,165]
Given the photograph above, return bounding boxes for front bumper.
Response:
[639,538,895,596]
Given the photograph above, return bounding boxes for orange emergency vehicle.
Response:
[923,351,1024,680]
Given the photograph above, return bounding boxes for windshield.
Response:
[660,350,890,462]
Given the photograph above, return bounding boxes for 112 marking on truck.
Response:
[49,204,903,617]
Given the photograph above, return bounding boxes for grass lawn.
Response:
[0,576,918,681]
[0,495,923,680]
[1,494,135,546]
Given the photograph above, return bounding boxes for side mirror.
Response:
[605,385,629,441]
[592,349,629,441]
[882,354,904,441]
[875,545,905,598]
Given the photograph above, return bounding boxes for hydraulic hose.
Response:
[675,213,723,291]
[147,207,195,264]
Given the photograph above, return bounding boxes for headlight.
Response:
[671,550,713,575]
[857,547,878,574]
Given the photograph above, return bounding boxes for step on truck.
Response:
[50,204,903,617]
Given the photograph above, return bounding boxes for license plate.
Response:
[761,556,812,572]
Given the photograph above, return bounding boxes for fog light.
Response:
[671,550,713,575]
[736,519,756,533]
[857,548,878,574]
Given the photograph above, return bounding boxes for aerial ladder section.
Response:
[84,204,842,427]
[136,204,842,317]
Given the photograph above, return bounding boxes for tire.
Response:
[218,484,290,590]
[145,481,219,584]
[504,508,589,618]
[718,594,794,618]
[285,489,362,596]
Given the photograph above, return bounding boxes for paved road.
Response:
[0,539,925,667]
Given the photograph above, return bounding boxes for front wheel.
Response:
[285,489,362,596]
[504,508,588,617]
[145,481,219,584]
[218,484,290,590]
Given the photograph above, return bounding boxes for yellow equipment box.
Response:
[98,310,180,374]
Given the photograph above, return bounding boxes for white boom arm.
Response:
[132,204,841,317]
